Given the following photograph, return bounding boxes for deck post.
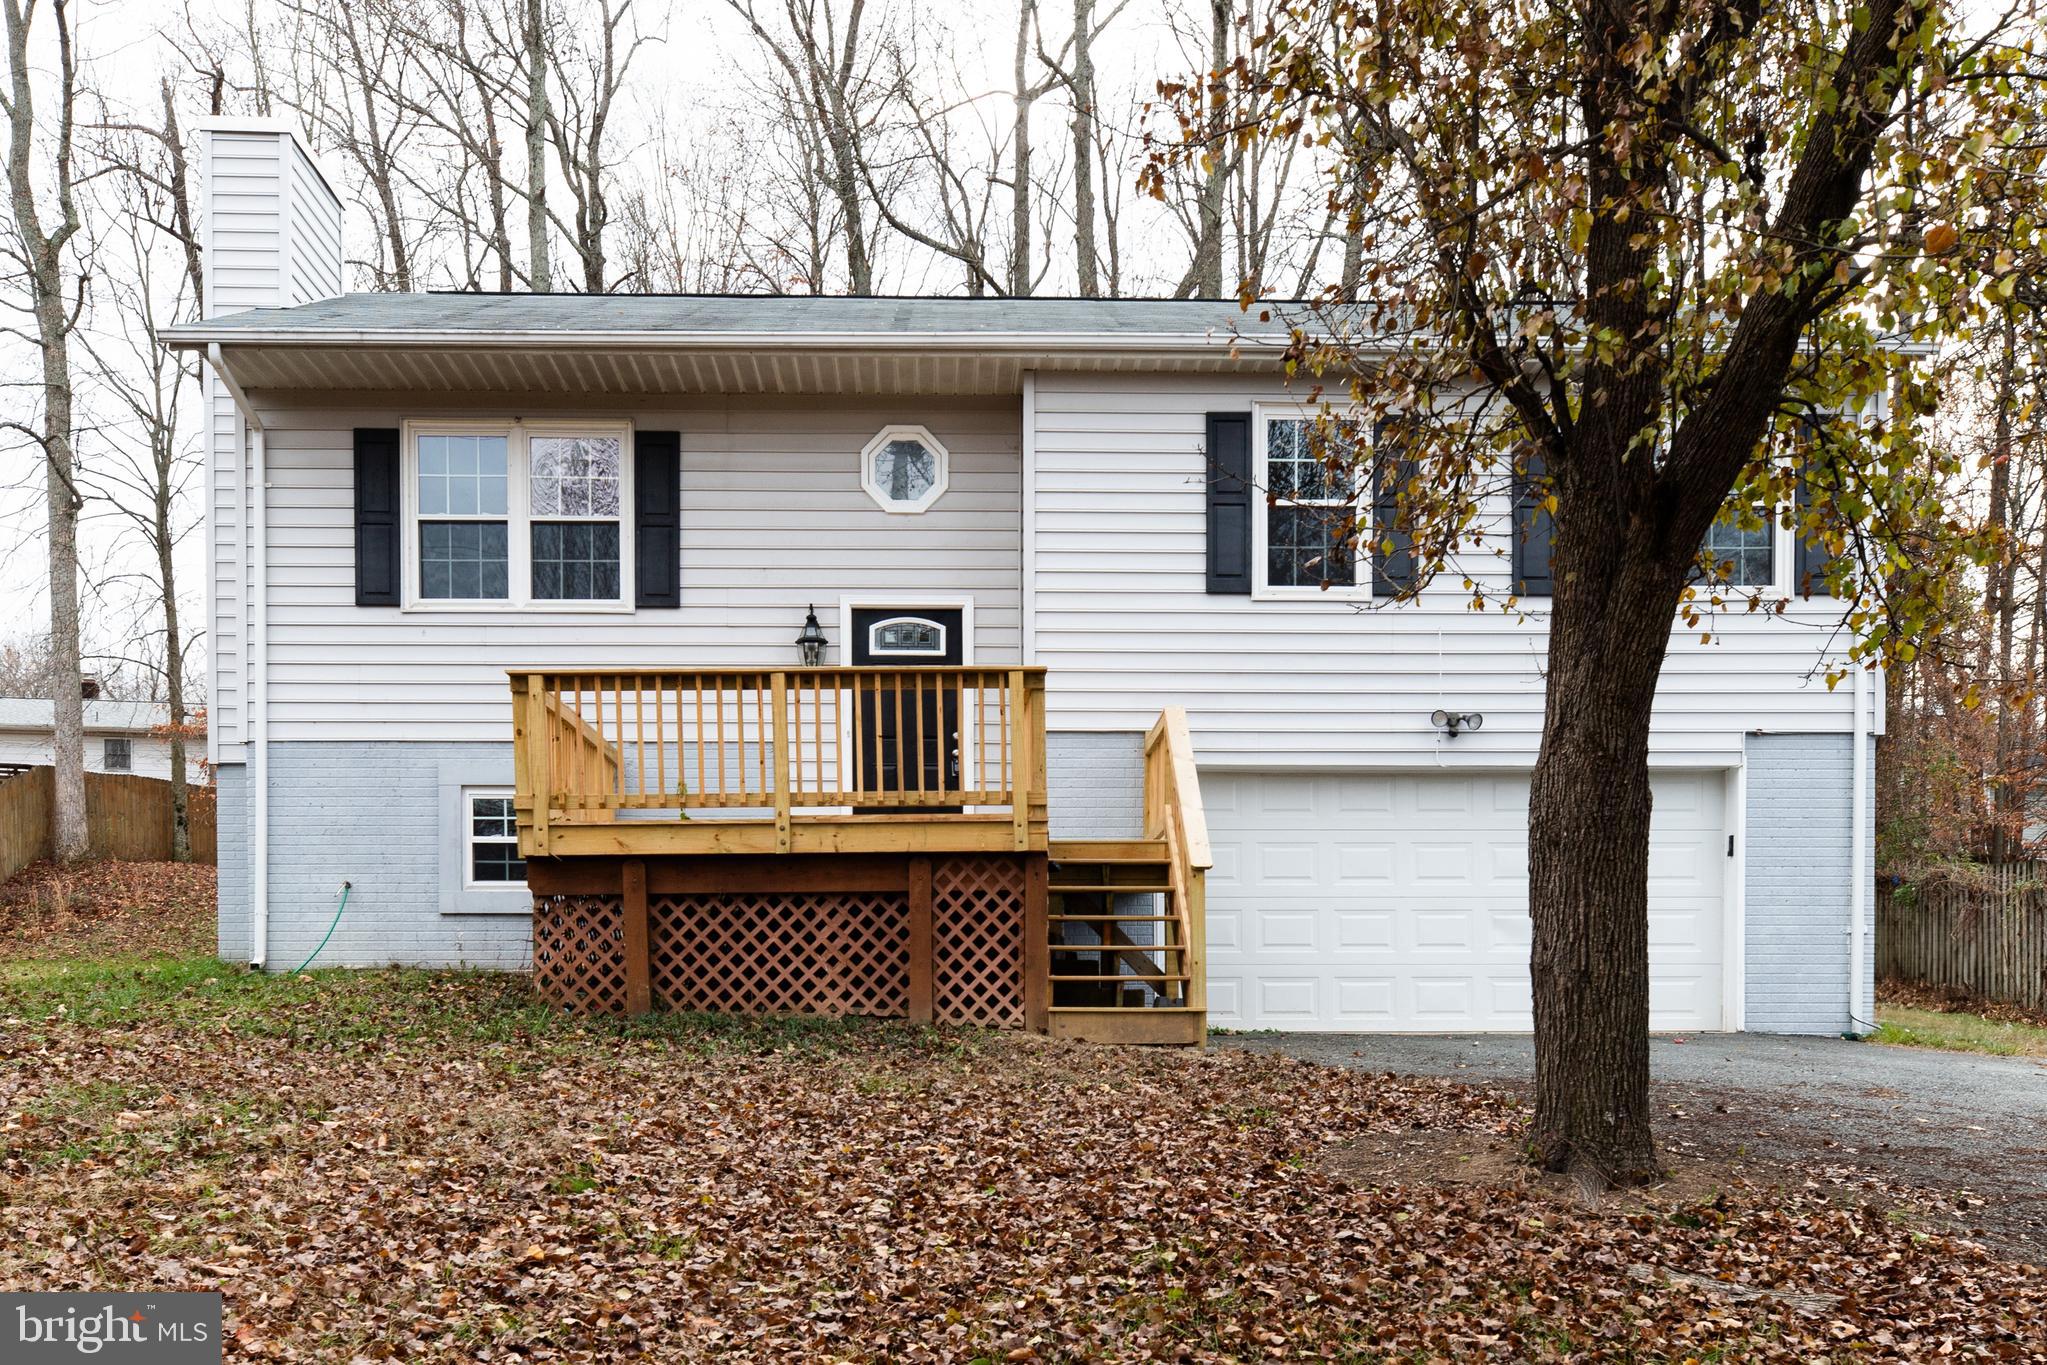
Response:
[525,673,552,855]
[770,671,792,854]
[907,855,934,1024]
[621,857,651,1014]
[1010,669,1034,851]
[1023,852,1049,1033]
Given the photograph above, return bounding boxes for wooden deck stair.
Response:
[1041,710,1211,1047]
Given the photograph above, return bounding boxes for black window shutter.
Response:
[634,430,682,608]
[1794,475,1835,597]
[1792,421,1834,598]
[1371,423,1416,598]
[1512,449,1554,596]
[1205,412,1253,594]
[353,427,401,606]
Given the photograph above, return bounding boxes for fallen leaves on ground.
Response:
[0,860,214,959]
[1,960,2041,1362]
[1880,975,2047,1030]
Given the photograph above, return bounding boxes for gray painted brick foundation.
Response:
[218,733,1155,970]
[1743,733,1875,1035]
[217,733,1872,1034]
[216,743,533,970]
[215,764,251,962]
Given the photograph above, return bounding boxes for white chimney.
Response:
[194,118,344,318]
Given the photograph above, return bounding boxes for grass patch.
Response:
[1874,1003,2047,1058]
[0,952,954,1057]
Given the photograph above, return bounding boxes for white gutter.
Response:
[208,344,270,970]
[161,327,1303,357]
[1850,661,1870,1034]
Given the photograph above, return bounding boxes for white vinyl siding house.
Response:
[174,121,1877,1035]
[0,700,190,782]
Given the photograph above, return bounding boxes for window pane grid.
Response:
[529,435,622,518]
[531,522,622,601]
[1268,505,1358,588]
[420,521,510,600]
[418,434,509,518]
[411,428,626,605]
[469,795,526,884]
[1703,511,1773,587]
[1266,418,1355,504]
[1265,418,1360,588]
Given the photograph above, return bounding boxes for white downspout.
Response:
[1021,369,1037,666]
[1850,660,1870,1034]
[209,345,269,969]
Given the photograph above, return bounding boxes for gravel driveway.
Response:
[1223,1030,2047,1259]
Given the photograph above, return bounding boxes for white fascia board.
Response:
[159,326,1304,358]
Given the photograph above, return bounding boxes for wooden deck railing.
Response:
[510,667,1047,855]
[1143,706,1211,1017]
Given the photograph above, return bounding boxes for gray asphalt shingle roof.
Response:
[166,293,1303,341]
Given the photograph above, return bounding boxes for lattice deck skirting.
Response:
[530,854,1033,1027]
[650,891,913,1017]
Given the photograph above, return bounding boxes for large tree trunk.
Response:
[1068,0,1099,297]
[42,355,86,862]
[524,0,551,292]
[1008,0,1035,296]
[1987,309,2020,859]
[1188,0,1228,296]
[1527,552,1679,1183]
[157,480,189,862]
[4,0,86,861]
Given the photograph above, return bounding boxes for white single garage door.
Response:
[1203,771,1727,1032]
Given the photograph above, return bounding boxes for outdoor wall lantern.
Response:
[1430,709,1484,738]
[795,606,829,667]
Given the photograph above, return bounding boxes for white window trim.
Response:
[859,423,950,515]
[401,418,636,612]
[1251,403,1372,601]
[463,786,527,890]
[101,736,132,771]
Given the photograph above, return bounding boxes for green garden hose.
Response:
[290,880,351,975]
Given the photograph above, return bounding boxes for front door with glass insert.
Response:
[850,607,964,809]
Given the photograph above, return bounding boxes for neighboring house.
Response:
[164,120,1876,1041]
[0,699,193,783]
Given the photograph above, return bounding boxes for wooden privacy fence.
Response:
[1877,864,2047,1012]
[0,767,216,882]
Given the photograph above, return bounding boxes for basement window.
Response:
[467,790,526,886]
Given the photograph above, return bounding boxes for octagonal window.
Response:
[861,425,949,514]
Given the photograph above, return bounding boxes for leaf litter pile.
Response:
[0,860,214,959]
[1,964,2041,1361]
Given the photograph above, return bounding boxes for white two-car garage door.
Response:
[1203,772,1728,1032]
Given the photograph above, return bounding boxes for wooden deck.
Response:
[509,667,1048,859]
[509,668,1209,1043]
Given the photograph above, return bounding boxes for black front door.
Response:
[850,607,963,806]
